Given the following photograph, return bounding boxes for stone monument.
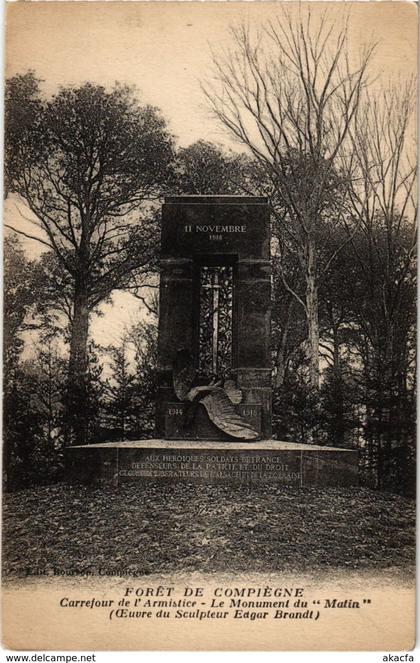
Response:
[156,195,271,441]
[65,195,358,487]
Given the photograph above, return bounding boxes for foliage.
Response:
[130,320,159,436]
[4,236,39,370]
[271,211,416,495]
[174,140,248,194]
[5,74,175,444]
[102,338,138,440]
[4,71,43,197]
[4,347,66,491]
[102,321,159,439]
[3,237,67,490]
[272,354,321,444]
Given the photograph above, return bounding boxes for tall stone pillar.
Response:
[234,258,272,439]
[155,257,194,437]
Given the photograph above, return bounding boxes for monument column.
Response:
[234,258,272,439]
[156,257,195,437]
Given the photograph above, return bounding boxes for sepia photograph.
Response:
[2,0,417,653]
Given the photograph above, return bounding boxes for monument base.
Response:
[65,440,358,487]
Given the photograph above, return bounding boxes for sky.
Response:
[4,1,418,348]
[6,2,417,147]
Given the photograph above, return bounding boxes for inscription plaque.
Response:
[65,442,358,488]
[118,450,302,485]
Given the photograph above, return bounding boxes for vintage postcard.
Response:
[2,0,417,653]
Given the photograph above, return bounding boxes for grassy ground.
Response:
[2,482,415,578]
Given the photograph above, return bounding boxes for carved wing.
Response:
[224,379,243,405]
[199,388,260,440]
[173,349,196,401]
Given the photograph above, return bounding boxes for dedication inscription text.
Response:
[118,453,302,485]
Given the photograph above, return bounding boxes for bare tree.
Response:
[344,79,416,387]
[345,79,417,281]
[342,81,417,487]
[203,9,375,388]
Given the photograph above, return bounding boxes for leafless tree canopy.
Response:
[203,10,377,389]
[345,79,417,233]
[204,10,375,220]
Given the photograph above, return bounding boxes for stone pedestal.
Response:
[65,440,359,488]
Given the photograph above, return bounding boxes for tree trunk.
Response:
[332,324,341,377]
[305,239,319,390]
[330,304,345,447]
[382,324,395,487]
[67,281,90,446]
[274,298,293,388]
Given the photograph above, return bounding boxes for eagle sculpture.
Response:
[173,349,260,441]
